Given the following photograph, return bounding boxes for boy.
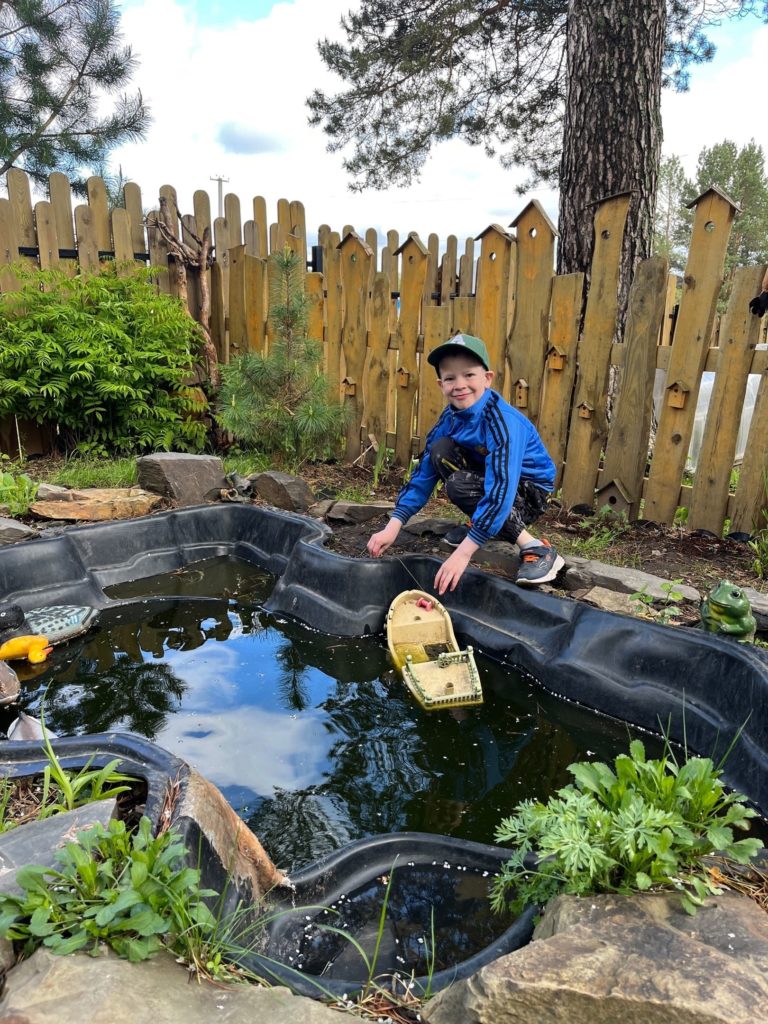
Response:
[367,333,563,595]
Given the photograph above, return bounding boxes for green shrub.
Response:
[0,265,208,455]
[490,739,761,916]
[217,248,346,464]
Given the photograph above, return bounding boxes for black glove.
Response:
[749,291,768,316]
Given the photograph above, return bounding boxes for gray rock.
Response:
[563,556,700,604]
[425,890,768,1024]
[136,453,226,506]
[326,500,393,524]
[307,498,336,520]
[401,516,455,536]
[35,483,74,501]
[0,517,36,545]
[250,471,316,513]
[0,800,117,895]
[579,585,642,616]
[0,947,343,1023]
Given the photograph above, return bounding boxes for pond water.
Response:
[7,555,667,871]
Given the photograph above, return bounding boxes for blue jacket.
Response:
[392,389,555,546]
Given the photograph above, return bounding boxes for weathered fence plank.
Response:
[123,182,145,256]
[225,194,242,246]
[366,271,392,453]
[111,208,134,268]
[228,244,248,358]
[243,254,267,354]
[74,205,101,272]
[537,272,584,483]
[324,244,344,396]
[688,265,765,533]
[253,196,268,258]
[0,198,20,292]
[599,257,669,519]
[34,202,60,272]
[339,232,373,462]
[392,234,429,466]
[560,193,631,508]
[643,188,738,523]
[474,225,514,394]
[507,201,557,425]
[419,304,450,443]
[86,176,111,253]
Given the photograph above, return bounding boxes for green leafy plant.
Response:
[0,264,208,455]
[673,505,689,529]
[490,738,761,917]
[217,248,346,464]
[0,817,217,962]
[0,469,38,516]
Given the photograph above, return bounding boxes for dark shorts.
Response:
[429,436,549,543]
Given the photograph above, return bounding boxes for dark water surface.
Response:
[11,556,670,870]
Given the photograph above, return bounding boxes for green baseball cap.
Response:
[427,333,490,372]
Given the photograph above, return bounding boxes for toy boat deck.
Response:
[386,590,483,711]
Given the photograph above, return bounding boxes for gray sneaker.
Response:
[443,522,470,547]
[516,540,564,585]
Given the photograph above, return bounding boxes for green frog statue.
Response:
[700,580,756,643]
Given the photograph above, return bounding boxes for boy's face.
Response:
[437,353,494,410]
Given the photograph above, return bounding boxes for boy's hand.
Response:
[367,519,401,557]
[434,537,478,594]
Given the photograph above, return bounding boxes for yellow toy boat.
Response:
[0,634,52,664]
[386,590,483,711]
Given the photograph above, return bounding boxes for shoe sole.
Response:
[516,554,565,586]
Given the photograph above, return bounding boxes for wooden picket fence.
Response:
[1,167,767,535]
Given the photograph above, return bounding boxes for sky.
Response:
[106,0,767,250]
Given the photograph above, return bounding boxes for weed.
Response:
[0,469,38,517]
[673,506,689,529]
[630,579,684,626]
[568,505,629,557]
[335,485,372,504]
[223,452,275,478]
[748,470,768,579]
[0,817,217,961]
[490,737,761,917]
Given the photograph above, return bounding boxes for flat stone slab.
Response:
[743,586,768,633]
[0,947,344,1024]
[578,585,640,616]
[326,500,394,524]
[563,555,701,604]
[426,889,768,1024]
[31,488,163,521]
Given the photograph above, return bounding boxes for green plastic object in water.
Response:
[700,580,756,643]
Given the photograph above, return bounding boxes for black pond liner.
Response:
[1,502,768,996]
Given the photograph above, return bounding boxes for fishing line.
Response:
[361,544,432,592]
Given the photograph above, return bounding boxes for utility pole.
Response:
[209,174,229,219]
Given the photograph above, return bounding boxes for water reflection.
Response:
[14,556,665,871]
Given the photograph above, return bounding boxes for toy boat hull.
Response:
[386,590,483,711]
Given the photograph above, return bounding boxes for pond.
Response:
[4,555,666,871]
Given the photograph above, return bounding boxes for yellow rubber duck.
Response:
[0,635,52,664]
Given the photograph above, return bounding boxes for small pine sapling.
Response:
[218,248,347,464]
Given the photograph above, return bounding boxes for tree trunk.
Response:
[558,0,666,329]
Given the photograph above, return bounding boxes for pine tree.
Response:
[0,0,148,189]
[217,249,347,465]
[653,155,692,273]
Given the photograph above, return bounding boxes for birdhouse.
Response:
[578,401,594,420]
[397,366,411,388]
[342,376,356,396]
[666,380,689,409]
[595,479,633,518]
[514,378,529,408]
[547,345,567,371]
